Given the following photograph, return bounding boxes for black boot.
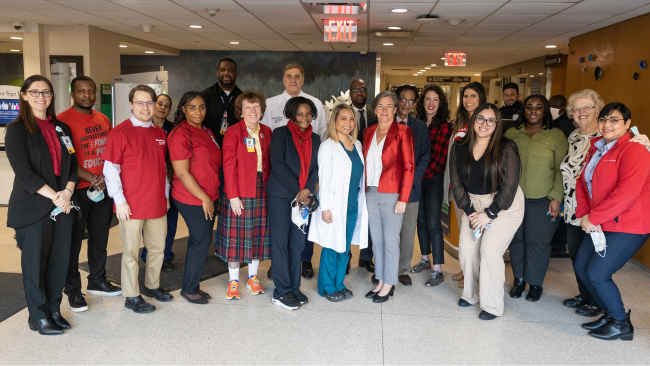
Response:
[509,278,526,298]
[588,310,634,341]
[582,314,610,330]
[28,318,64,335]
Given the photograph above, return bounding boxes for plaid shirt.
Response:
[423,121,452,179]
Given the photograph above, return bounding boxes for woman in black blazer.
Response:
[5,75,78,335]
[267,96,320,310]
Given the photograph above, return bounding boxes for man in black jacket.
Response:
[201,58,242,148]
[499,82,522,120]
[549,94,575,138]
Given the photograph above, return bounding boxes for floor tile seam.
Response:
[213,300,383,315]
[380,303,385,366]
[377,310,617,326]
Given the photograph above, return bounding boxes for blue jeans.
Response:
[141,198,178,262]
[574,231,649,320]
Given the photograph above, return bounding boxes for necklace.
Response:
[377,125,391,134]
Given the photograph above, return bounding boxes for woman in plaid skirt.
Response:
[215,90,272,300]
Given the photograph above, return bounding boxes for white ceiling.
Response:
[1,0,649,76]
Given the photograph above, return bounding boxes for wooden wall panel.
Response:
[550,55,568,97]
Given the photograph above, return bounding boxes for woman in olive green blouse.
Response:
[504,94,568,302]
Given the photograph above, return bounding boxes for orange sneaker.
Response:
[246,275,265,295]
[226,280,240,300]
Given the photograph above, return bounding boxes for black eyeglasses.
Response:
[598,117,622,124]
[476,115,496,127]
[26,90,53,98]
[351,88,367,93]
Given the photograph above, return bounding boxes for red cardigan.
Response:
[576,133,650,234]
[363,121,415,203]
[222,120,272,199]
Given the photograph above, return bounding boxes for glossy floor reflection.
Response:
[1,207,649,365]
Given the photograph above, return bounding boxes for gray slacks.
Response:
[366,187,403,285]
[399,201,419,275]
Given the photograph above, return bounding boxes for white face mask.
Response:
[291,199,310,234]
[87,185,105,202]
[550,107,561,121]
[591,231,607,257]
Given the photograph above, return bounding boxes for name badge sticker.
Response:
[512,114,519,120]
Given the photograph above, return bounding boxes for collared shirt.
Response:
[246,123,263,172]
[366,129,385,187]
[261,90,326,141]
[352,104,368,132]
[396,114,407,124]
[585,138,617,197]
[104,116,170,205]
[504,126,569,202]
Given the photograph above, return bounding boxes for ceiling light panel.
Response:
[112,0,187,13]
[496,3,573,15]
[432,2,503,13]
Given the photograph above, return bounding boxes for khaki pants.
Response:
[459,187,524,316]
[119,216,167,297]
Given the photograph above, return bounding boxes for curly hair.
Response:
[567,89,605,120]
[415,84,450,130]
[234,89,266,120]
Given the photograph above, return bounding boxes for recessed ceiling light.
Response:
[539,73,544,75]
[431,64,437,67]
[424,67,431,69]
[230,41,239,44]
[388,26,402,30]
[10,49,20,52]
[417,71,422,74]
[383,43,393,46]
[546,45,557,48]
[474,74,480,76]
[145,51,154,54]
[441,57,445,60]
[189,25,203,29]
[530,75,534,77]
[391,9,408,13]
[413,74,418,76]
[10,36,22,40]
[120,45,127,48]
[420,69,426,72]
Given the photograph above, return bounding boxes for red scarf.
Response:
[287,120,312,189]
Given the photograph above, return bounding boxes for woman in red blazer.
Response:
[215,90,272,300]
[574,102,650,341]
[362,91,415,303]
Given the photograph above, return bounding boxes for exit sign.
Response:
[445,52,467,67]
[324,20,357,42]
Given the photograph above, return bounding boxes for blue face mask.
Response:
[87,185,104,202]
[50,201,80,221]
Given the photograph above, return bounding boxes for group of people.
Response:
[6,59,650,343]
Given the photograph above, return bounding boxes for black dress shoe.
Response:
[576,304,604,317]
[479,310,498,320]
[125,295,156,313]
[398,274,412,286]
[458,298,473,307]
[161,260,175,273]
[196,288,212,299]
[365,289,380,298]
[51,312,71,329]
[582,314,611,330]
[588,310,634,341]
[526,285,543,302]
[346,260,351,275]
[358,259,375,273]
[509,278,526,298]
[373,285,395,303]
[563,295,587,308]
[324,290,344,302]
[28,318,63,335]
[141,287,174,302]
[301,262,314,279]
[371,274,379,284]
[181,290,209,304]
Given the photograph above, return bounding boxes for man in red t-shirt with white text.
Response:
[59,76,122,313]
[103,85,173,313]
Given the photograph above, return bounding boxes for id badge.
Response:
[61,136,75,154]
[512,114,519,120]
[245,137,255,152]
[220,119,228,135]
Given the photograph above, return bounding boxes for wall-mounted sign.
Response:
[519,78,526,83]
[444,52,466,67]
[324,20,357,42]
[427,76,471,82]
[545,54,563,67]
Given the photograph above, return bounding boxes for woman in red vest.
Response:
[215,90,272,300]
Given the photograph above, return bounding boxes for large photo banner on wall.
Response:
[120,51,378,109]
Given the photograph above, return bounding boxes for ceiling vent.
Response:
[416,15,440,23]
[303,3,368,14]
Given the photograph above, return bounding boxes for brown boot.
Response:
[452,271,464,281]
[458,279,464,288]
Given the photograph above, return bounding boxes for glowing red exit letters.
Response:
[445,52,467,67]
[324,20,357,42]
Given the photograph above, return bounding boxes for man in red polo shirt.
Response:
[59,76,122,313]
[103,85,173,313]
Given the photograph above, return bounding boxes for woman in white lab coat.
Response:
[308,103,368,302]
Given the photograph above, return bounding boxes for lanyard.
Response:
[204,126,220,149]
[220,92,234,110]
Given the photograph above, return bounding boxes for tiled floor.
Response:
[1,206,650,365]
